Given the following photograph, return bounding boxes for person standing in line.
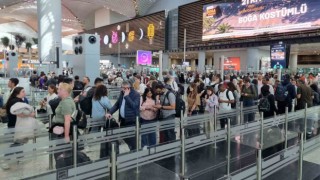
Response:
[259,85,277,119]
[217,84,235,129]
[106,81,140,150]
[139,88,158,148]
[240,77,257,123]
[204,87,219,113]
[153,83,176,143]
[275,75,296,114]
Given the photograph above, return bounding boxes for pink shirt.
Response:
[140,97,158,120]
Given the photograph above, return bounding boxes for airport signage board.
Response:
[203,0,319,41]
[224,57,240,70]
[136,50,152,65]
[270,44,286,69]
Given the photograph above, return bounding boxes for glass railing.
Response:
[1,104,319,180]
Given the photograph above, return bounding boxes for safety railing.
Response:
[1,103,319,180]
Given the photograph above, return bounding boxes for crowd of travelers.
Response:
[1,69,319,170]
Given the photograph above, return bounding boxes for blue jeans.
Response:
[140,118,157,147]
[243,99,255,123]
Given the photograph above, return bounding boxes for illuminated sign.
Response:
[137,50,152,65]
[111,31,118,44]
[202,0,317,41]
[128,31,135,42]
[147,24,155,39]
[224,57,240,70]
[270,44,286,69]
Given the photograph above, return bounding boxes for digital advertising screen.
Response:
[202,0,320,41]
[224,57,240,70]
[86,11,165,55]
[270,44,286,69]
[136,50,152,65]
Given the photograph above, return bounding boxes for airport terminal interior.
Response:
[2,0,320,179]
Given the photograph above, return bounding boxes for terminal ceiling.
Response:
[0,0,157,39]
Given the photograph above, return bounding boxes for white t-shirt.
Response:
[218,90,234,111]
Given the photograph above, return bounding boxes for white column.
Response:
[220,55,224,80]
[246,48,260,71]
[37,0,62,74]
[191,59,196,71]
[289,53,298,74]
[198,51,206,73]
[162,53,169,71]
[206,57,213,67]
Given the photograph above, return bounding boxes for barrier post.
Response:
[298,133,304,180]
[226,118,231,178]
[180,128,186,179]
[304,103,307,142]
[48,115,53,170]
[213,106,218,149]
[135,116,140,174]
[180,110,184,139]
[240,102,243,125]
[110,142,117,180]
[285,107,289,149]
[73,125,78,169]
[257,149,262,180]
[260,112,264,150]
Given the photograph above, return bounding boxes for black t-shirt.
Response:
[6,97,24,128]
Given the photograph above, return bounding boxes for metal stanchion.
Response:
[73,125,78,168]
[298,133,304,180]
[285,107,289,149]
[240,102,243,125]
[180,110,184,139]
[226,118,231,178]
[135,116,140,174]
[260,112,264,150]
[256,149,262,180]
[304,103,307,142]
[213,106,218,149]
[110,142,117,180]
[48,115,53,170]
[180,128,186,179]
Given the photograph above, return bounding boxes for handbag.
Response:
[71,110,87,129]
[14,117,40,143]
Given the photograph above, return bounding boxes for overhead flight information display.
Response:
[86,11,165,55]
[202,0,320,41]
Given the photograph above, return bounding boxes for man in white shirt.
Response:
[218,84,235,129]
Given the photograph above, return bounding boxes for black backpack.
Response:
[48,97,61,115]
[79,87,95,116]
[258,95,270,112]
[164,91,186,118]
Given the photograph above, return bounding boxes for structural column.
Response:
[198,51,206,73]
[162,53,169,72]
[246,48,260,71]
[206,57,213,67]
[289,53,298,74]
[37,0,62,74]
[191,59,196,71]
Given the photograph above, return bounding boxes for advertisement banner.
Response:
[224,57,240,70]
[137,50,152,65]
[270,44,286,69]
[203,0,320,41]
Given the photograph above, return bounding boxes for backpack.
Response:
[275,84,288,102]
[48,97,61,115]
[177,83,185,95]
[313,91,320,105]
[164,91,186,118]
[79,87,95,116]
[217,90,235,108]
[258,95,270,112]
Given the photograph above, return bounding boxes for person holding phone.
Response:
[106,81,140,150]
[39,85,58,113]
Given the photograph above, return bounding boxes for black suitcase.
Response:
[100,118,119,159]
[56,151,91,169]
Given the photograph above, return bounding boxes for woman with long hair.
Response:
[39,84,58,113]
[204,87,219,113]
[140,88,158,147]
[92,85,113,132]
[6,87,27,128]
[186,83,201,137]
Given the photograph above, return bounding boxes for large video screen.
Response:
[270,44,286,69]
[86,11,165,55]
[202,0,320,41]
[224,57,240,70]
